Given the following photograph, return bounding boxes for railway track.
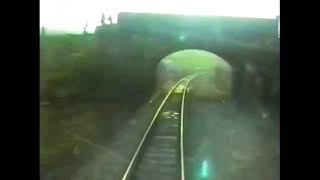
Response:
[121,75,196,180]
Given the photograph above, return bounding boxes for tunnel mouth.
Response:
[156,49,233,102]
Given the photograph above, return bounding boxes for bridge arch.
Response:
[156,49,233,101]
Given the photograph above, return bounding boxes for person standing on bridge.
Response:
[108,15,113,24]
[41,26,46,36]
[100,13,106,25]
[83,21,88,34]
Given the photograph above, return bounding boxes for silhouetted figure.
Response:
[41,26,46,35]
[108,15,113,24]
[101,13,106,25]
[83,21,88,34]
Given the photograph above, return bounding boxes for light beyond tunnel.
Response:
[157,49,232,102]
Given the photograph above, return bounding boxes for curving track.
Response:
[121,75,196,180]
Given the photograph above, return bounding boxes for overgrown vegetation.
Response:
[40,32,157,102]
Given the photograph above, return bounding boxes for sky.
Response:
[40,0,280,33]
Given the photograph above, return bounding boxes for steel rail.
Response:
[179,76,195,180]
[121,75,194,180]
